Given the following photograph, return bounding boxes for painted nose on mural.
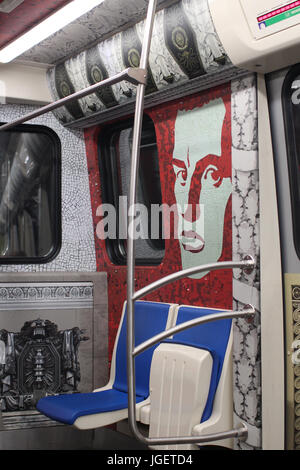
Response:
[182,201,200,223]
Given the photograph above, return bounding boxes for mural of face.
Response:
[172,98,231,278]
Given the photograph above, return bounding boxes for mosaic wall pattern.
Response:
[47,0,230,125]
[0,104,96,273]
[231,75,261,450]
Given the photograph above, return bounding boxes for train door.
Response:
[267,67,300,450]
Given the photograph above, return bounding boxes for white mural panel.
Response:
[231,74,261,450]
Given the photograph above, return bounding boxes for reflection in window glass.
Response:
[282,68,300,259]
[99,116,165,265]
[0,126,61,263]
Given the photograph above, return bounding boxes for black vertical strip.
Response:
[54,63,84,120]
[85,46,119,109]
[121,26,158,95]
[164,2,206,79]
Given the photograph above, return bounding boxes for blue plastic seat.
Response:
[36,389,146,425]
[36,301,174,426]
[164,306,232,423]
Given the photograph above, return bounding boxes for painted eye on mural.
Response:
[172,160,187,186]
[203,165,222,188]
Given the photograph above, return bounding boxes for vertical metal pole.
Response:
[126,0,157,442]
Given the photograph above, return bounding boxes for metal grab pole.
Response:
[126,0,157,444]
[125,0,255,448]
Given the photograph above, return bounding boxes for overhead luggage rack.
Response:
[0,0,256,448]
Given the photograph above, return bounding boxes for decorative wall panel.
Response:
[285,273,300,450]
[231,75,261,450]
[47,0,233,126]
[85,82,233,401]
[0,271,108,431]
[0,283,93,310]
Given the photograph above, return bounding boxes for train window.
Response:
[98,115,165,265]
[0,124,61,263]
[283,65,300,259]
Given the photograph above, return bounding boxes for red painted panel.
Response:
[85,83,232,362]
[0,0,72,48]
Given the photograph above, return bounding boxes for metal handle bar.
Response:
[133,256,255,300]
[0,67,146,131]
[131,422,249,447]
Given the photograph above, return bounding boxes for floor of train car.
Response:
[88,427,149,450]
[0,425,229,450]
[0,427,148,451]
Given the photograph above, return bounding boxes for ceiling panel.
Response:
[0,0,24,13]
[0,0,176,66]
[0,0,72,50]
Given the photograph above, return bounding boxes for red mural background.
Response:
[84,83,233,362]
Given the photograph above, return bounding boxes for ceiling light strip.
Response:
[0,0,105,63]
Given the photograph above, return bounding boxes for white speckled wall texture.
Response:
[0,104,96,272]
[231,75,261,450]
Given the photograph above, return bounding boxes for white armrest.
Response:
[148,343,213,450]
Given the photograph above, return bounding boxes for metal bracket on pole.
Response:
[127,67,147,86]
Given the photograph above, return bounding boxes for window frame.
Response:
[98,114,165,266]
[0,122,61,264]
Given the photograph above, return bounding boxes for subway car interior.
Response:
[0,0,299,452]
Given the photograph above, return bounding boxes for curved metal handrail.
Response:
[133,305,255,357]
[128,306,254,446]
[133,256,254,300]
[133,422,249,447]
